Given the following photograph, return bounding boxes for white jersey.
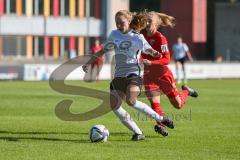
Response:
[172,43,189,60]
[104,29,152,77]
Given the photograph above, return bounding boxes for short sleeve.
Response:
[103,31,115,51]
[160,36,169,53]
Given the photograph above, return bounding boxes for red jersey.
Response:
[142,31,170,76]
[91,44,104,65]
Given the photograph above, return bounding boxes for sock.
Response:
[113,106,143,135]
[178,90,189,108]
[151,102,165,126]
[151,103,164,116]
[132,100,163,122]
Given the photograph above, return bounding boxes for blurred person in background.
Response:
[89,38,104,81]
[216,55,224,62]
[142,11,198,137]
[172,35,193,84]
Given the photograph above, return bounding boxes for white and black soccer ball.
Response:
[90,125,109,143]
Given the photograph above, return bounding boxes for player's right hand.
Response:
[82,65,88,73]
[153,51,162,58]
[142,59,152,66]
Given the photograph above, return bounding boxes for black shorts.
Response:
[110,74,142,94]
[175,57,186,65]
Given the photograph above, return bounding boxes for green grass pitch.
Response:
[0,80,239,160]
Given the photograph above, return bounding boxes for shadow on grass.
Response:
[0,130,130,136]
[0,136,89,143]
[0,130,131,143]
[0,130,85,135]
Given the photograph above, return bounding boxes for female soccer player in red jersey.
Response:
[90,38,104,81]
[142,11,198,136]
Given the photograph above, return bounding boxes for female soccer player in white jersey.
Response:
[82,10,173,141]
[172,35,193,84]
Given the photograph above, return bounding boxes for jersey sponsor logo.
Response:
[161,44,169,53]
[116,40,132,53]
[104,40,132,52]
[119,41,132,49]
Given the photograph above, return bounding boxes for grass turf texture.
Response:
[0,80,239,160]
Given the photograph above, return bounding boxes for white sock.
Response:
[133,100,163,122]
[113,106,143,135]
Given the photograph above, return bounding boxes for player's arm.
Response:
[140,34,162,57]
[82,49,105,73]
[184,44,193,62]
[148,52,170,65]
[143,37,170,66]
[186,51,193,62]
[144,48,162,57]
[82,31,115,73]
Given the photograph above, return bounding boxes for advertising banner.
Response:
[0,65,24,80]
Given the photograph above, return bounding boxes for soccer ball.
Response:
[90,125,109,142]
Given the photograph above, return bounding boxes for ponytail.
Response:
[148,11,175,28]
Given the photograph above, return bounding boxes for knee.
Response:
[110,93,123,110]
[126,97,137,106]
[170,99,183,110]
[173,103,182,109]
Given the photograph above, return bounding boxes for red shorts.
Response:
[144,69,178,99]
[91,60,103,67]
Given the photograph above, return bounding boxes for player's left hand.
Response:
[82,65,89,73]
[188,58,193,63]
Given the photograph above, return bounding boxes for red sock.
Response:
[151,102,165,126]
[178,90,189,108]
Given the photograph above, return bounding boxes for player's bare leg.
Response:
[169,86,198,110]
[125,85,145,140]
[181,61,187,84]
[169,95,186,109]
[175,62,182,84]
[95,64,103,82]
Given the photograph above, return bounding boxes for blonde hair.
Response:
[115,10,133,22]
[148,11,175,28]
